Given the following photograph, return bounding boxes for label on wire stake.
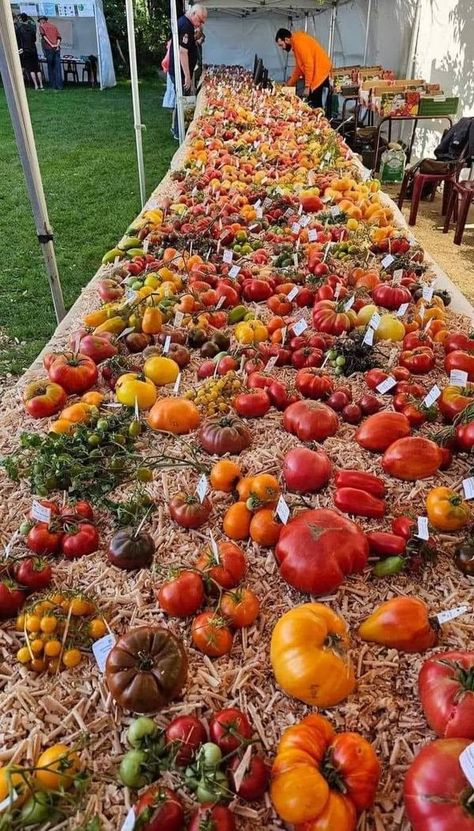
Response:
[223,249,233,264]
[173,310,184,328]
[228,265,241,280]
[416,516,429,540]
[463,478,474,500]
[0,791,18,813]
[163,335,171,354]
[121,807,136,831]
[422,284,434,301]
[450,369,468,386]
[396,303,409,317]
[381,254,395,268]
[368,312,381,330]
[92,634,116,673]
[209,530,219,558]
[264,356,278,372]
[436,605,469,625]
[173,372,181,395]
[287,286,299,301]
[423,384,441,408]
[392,269,403,284]
[196,474,208,503]
[363,328,374,346]
[31,500,51,523]
[276,495,290,525]
[460,743,474,788]
[307,229,317,242]
[216,296,226,309]
[292,318,308,336]
[376,376,397,394]
[292,223,301,234]
[344,296,355,312]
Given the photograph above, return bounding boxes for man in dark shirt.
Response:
[168,4,207,94]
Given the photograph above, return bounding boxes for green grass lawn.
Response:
[0,78,176,375]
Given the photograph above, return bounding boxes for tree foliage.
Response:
[103,0,181,72]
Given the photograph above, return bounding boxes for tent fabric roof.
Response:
[203,0,336,11]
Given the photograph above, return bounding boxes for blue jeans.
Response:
[45,48,62,89]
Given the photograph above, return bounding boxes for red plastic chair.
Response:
[443,180,474,245]
[397,162,461,226]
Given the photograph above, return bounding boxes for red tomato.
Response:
[48,352,98,394]
[74,334,118,364]
[133,785,184,831]
[312,300,355,335]
[247,372,272,390]
[444,350,474,381]
[191,612,233,657]
[27,523,63,555]
[195,541,246,590]
[13,558,52,591]
[188,806,236,831]
[283,400,339,442]
[382,437,443,480]
[61,523,99,559]
[60,500,94,521]
[282,446,332,493]
[165,715,207,765]
[209,708,252,753]
[391,516,416,540]
[364,369,390,391]
[0,581,26,619]
[456,421,474,452]
[234,390,271,418]
[403,332,433,351]
[399,347,436,375]
[444,332,474,354]
[228,752,269,801]
[157,571,205,617]
[404,739,474,831]
[372,283,412,310]
[168,493,212,529]
[355,412,411,452]
[418,651,474,739]
[295,369,333,400]
[23,379,67,419]
[291,347,324,369]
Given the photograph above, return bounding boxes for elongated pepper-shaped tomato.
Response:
[335,470,385,498]
[367,531,406,558]
[358,597,439,653]
[334,487,385,519]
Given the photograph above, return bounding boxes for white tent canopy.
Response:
[9,0,115,88]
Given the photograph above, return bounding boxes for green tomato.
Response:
[136,467,153,483]
[131,280,143,291]
[196,770,229,804]
[112,434,126,446]
[199,742,222,768]
[185,767,199,791]
[327,349,337,360]
[373,556,405,576]
[127,717,158,749]
[96,418,109,432]
[119,749,148,788]
[87,434,101,447]
[20,792,54,826]
[335,355,346,367]
[334,366,343,376]
[128,419,142,438]
[19,520,33,535]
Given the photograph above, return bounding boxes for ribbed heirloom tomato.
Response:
[195,540,246,589]
[418,650,474,739]
[283,401,339,442]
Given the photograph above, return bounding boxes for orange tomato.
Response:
[236,476,255,502]
[35,743,80,791]
[223,502,252,540]
[249,508,282,546]
[210,460,241,492]
[220,587,260,627]
[81,391,104,406]
[49,418,74,435]
[248,473,280,508]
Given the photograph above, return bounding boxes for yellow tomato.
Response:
[374,314,405,342]
[115,373,157,410]
[0,766,30,810]
[355,304,378,326]
[235,320,268,344]
[94,316,127,336]
[144,273,160,289]
[81,391,104,407]
[49,418,74,435]
[60,403,93,424]
[35,744,80,791]
[144,356,180,386]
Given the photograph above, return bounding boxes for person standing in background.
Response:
[17,13,44,90]
[275,28,332,110]
[168,3,207,139]
[38,16,63,90]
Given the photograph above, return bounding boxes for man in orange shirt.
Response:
[276,28,332,110]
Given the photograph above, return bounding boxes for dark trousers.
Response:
[307,76,330,110]
[45,48,62,89]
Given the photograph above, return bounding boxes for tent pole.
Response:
[363,0,372,65]
[94,3,103,90]
[304,11,308,32]
[406,0,422,79]
[328,2,337,59]
[0,0,66,323]
[125,0,146,206]
[171,0,185,144]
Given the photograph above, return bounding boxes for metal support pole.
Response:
[406,0,422,79]
[363,0,372,65]
[0,0,65,322]
[125,0,146,206]
[171,0,186,144]
[304,12,308,32]
[328,2,337,60]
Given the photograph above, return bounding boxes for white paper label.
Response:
[209,530,219,557]
[223,249,233,264]
[363,328,374,346]
[117,326,136,341]
[134,397,140,419]
[293,254,299,268]
[0,789,18,812]
[142,239,149,254]
[92,634,116,672]
[307,229,317,242]
[376,376,397,393]
[163,335,171,354]
[264,356,278,372]
[368,312,381,330]
[276,495,290,525]
[344,296,355,311]
[300,216,310,227]
[292,318,308,336]
[256,206,263,219]
[463,477,474,500]
[173,372,181,395]
[121,807,136,831]
[422,284,434,301]
[392,269,403,284]
[173,310,184,327]
[281,326,287,345]
[216,296,226,309]
[196,474,208,503]
[416,516,429,540]
[125,287,138,301]
[330,206,341,218]
[287,286,299,301]
[396,303,409,317]
[460,743,474,787]
[423,384,441,407]
[381,254,395,268]
[228,265,241,279]
[450,369,468,386]
[298,203,303,215]
[292,223,301,234]
[31,500,51,523]
[436,605,469,624]
[334,283,342,300]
